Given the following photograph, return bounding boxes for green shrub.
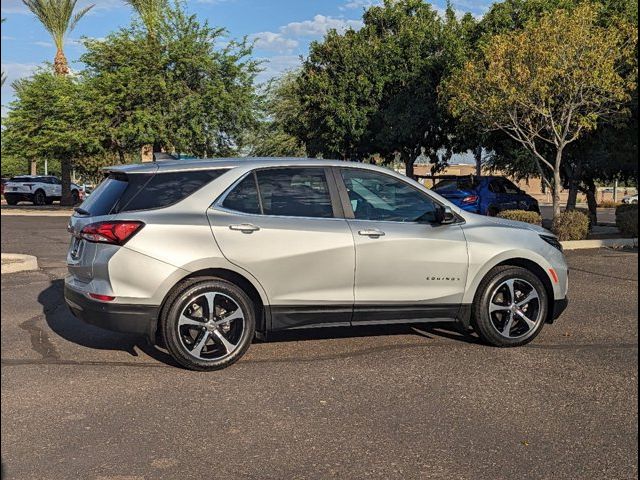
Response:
[615,204,638,237]
[496,209,542,225]
[552,210,590,241]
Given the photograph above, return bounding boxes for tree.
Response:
[125,0,166,38]
[22,0,93,76]
[296,28,382,160]
[445,4,637,218]
[2,72,100,189]
[21,0,93,204]
[80,3,259,160]
[248,72,307,157]
[293,0,476,177]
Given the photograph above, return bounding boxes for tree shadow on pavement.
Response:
[38,279,178,367]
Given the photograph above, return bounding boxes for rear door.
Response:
[49,177,62,197]
[208,167,355,330]
[337,167,468,324]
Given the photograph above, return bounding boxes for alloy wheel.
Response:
[177,291,245,361]
[488,278,543,340]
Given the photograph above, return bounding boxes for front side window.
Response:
[501,179,521,194]
[341,169,439,223]
[256,168,333,218]
[488,179,505,194]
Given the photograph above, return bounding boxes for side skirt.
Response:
[267,304,466,331]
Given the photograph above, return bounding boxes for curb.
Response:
[561,238,638,250]
[1,253,39,274]
[1,209,73,217]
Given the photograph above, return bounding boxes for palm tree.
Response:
[21,0,94,76]
[125,0,166,38]
[1,18,6,86]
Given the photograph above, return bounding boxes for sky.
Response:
[1,0,492,115]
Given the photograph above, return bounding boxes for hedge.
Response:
[551,210,590,241]
[496,210,542,225]
[615,204,638,237]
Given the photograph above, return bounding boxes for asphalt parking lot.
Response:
[1,215,638,480]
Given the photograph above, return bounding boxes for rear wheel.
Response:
[71,190,80,205]
[472,266,548,347]
[33,190,46,206]
[161,278,255,371]
[5,196,18,206]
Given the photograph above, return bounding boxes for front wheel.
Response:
[161,278,256,371]
[472,266,548,347]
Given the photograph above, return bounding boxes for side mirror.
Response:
[436,206,457,225]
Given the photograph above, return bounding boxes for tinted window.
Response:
[10,176,38,182]
[341,169,439,222]
[221,174,261,214]
[80,173,130,216]
[501,179,520,194]
[433,177,478,192]
[488,179,504,193]
[80,169,227,216]
[120,170,227,212]
[256,168,333,218]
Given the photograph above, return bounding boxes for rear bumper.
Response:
[3,192,34,202]
[549,297,568,323]
[64,284,159,340]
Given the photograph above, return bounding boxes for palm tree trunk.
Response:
[54,48,70,76]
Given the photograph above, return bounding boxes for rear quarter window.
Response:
[80,169,227,216]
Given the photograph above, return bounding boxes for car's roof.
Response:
[9,175,55,179]
[105,157,382,174]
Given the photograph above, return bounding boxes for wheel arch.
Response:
[473,257,555,324]
[155,267,268,346]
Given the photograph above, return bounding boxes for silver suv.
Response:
[65,158,568,370]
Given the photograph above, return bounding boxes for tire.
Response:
[472,266,548,348]
[487,206,499,217]
[45,197,54,205]
[5,196,18,206]
[161,277,255,371]
[33,190,46,206]
[71,190,80,205]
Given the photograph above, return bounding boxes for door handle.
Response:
[358,229,385,238]
[229,224,260,234]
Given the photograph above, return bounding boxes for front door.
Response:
[337,167,469,325]
[208,167,355,330]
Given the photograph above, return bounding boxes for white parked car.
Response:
[3,175,83,206]
[622,194,638,204]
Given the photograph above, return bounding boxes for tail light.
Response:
[88,293,115,302]
[462,195,479,204]
[80,221,144,245]
[23,183,35,190]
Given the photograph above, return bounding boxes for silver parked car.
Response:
[65,158,569,370]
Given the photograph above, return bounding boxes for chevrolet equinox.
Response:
[65,158,569,370]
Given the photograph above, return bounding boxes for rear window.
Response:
[433,177,478,192]
[10,176,40,182]
[80,169,227,216]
